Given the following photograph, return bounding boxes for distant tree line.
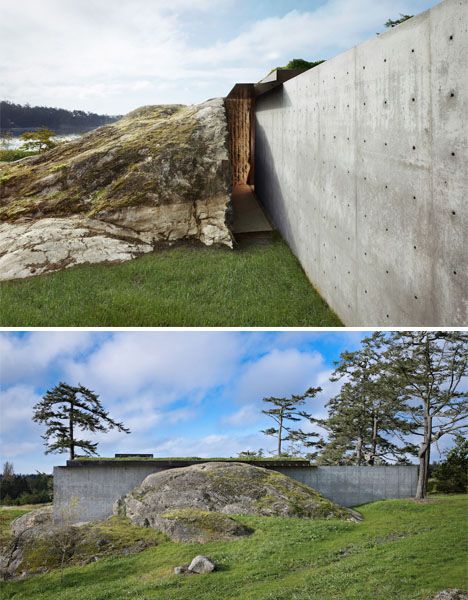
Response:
[0,463,52,505]
[0,101,120,133]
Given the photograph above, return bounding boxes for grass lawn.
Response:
[1,495,466,600]
[0,234,342,326]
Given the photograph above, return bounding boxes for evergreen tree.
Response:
[33,382,130,460]
[261,387,322,456]
[432,435,468,494]
[385,14,413,28]
[316,337,416,465]
[380,332,468,499]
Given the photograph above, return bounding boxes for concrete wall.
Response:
[276,465,418,509]
[54,464,418,523]
[254,0,467,326]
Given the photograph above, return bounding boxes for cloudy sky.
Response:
[1,0,439,114]
[0,330,371,473]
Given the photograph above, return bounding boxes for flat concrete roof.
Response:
[64,458,312,468]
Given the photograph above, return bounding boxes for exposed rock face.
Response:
[114,462,356,537]
[0,99,232,281]
[151,508,252,543]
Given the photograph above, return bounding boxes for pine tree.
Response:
[261,387,322,456]
[33,382,130,460]
[316,336,416,465]
[380,331,468,499]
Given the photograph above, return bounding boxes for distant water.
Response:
[2,134,82,150]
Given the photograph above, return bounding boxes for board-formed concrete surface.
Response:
[255,0,467,326]
[53,463,418,523]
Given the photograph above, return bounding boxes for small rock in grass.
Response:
[188,555,216,574]
[173,565,188,575]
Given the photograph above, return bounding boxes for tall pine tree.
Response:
[261,387,322,456]
[316,336,416,465]
[33,382,130,460]
[380,331,468,499]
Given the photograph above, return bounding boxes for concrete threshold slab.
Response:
[231,183,273,234]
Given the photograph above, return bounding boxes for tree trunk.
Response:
[278,410,283,455]
[356,435,363,465]
[369,413,378,465]
[415,415,432,499]
[69,401,75,460]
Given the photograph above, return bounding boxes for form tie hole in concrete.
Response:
[449,34,453,40]
[413,195,417,200]
[364,176,367,180]
[364,252,367,256]
[363,65,366,69]
[364,139,366,143]
[413,145,416,150]
[384,58,387,62]
[384,100,387,105]
[385,185,388,189]
[414,295,418,300]
[413,245,417,249]
[348,271,351,275]
[386,270,389,274]
[384,142,388,146]
[386,314,389,318]
[411,48,415,53]
[365,289,368,294]
[450,92,455,97]
[453,271,457,275]
[412,97,416,102]
[452,210,456,215]
[451,152,456,156]
[385,228,388,232]
[363,102,366,106]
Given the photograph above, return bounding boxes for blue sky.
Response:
[0,330,371,473]
[0,0,440,114]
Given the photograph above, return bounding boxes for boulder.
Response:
[114,462,356,538]
[152,508,252,543]
[188,555,216,574]
[10,506,53,537]
[0,99,232,281]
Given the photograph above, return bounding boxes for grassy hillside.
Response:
[1,495,466,600]
[0,236,342,327]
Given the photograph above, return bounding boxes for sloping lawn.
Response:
[1,496,466,600]
[0,235,341,326]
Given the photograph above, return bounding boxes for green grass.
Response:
[0,235,342,326]
[0,148,38,162]
[1,496,466,600]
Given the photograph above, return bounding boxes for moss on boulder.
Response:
[0,99,232,281]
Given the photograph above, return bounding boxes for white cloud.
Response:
[234,348,325,405]
[0,0,436,113]
[0,332,93,385]
[64,331,241,399]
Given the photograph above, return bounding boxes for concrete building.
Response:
[54,458,418,523]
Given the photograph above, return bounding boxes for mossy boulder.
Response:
[114,462,356,541]
[0,509,165,580]
[154,508,253,543]
[0,99,232,281]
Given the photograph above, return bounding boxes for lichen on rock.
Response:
[0,98,233,281]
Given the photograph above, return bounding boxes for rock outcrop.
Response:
[114,462,356,542]
[0,98,232,281]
